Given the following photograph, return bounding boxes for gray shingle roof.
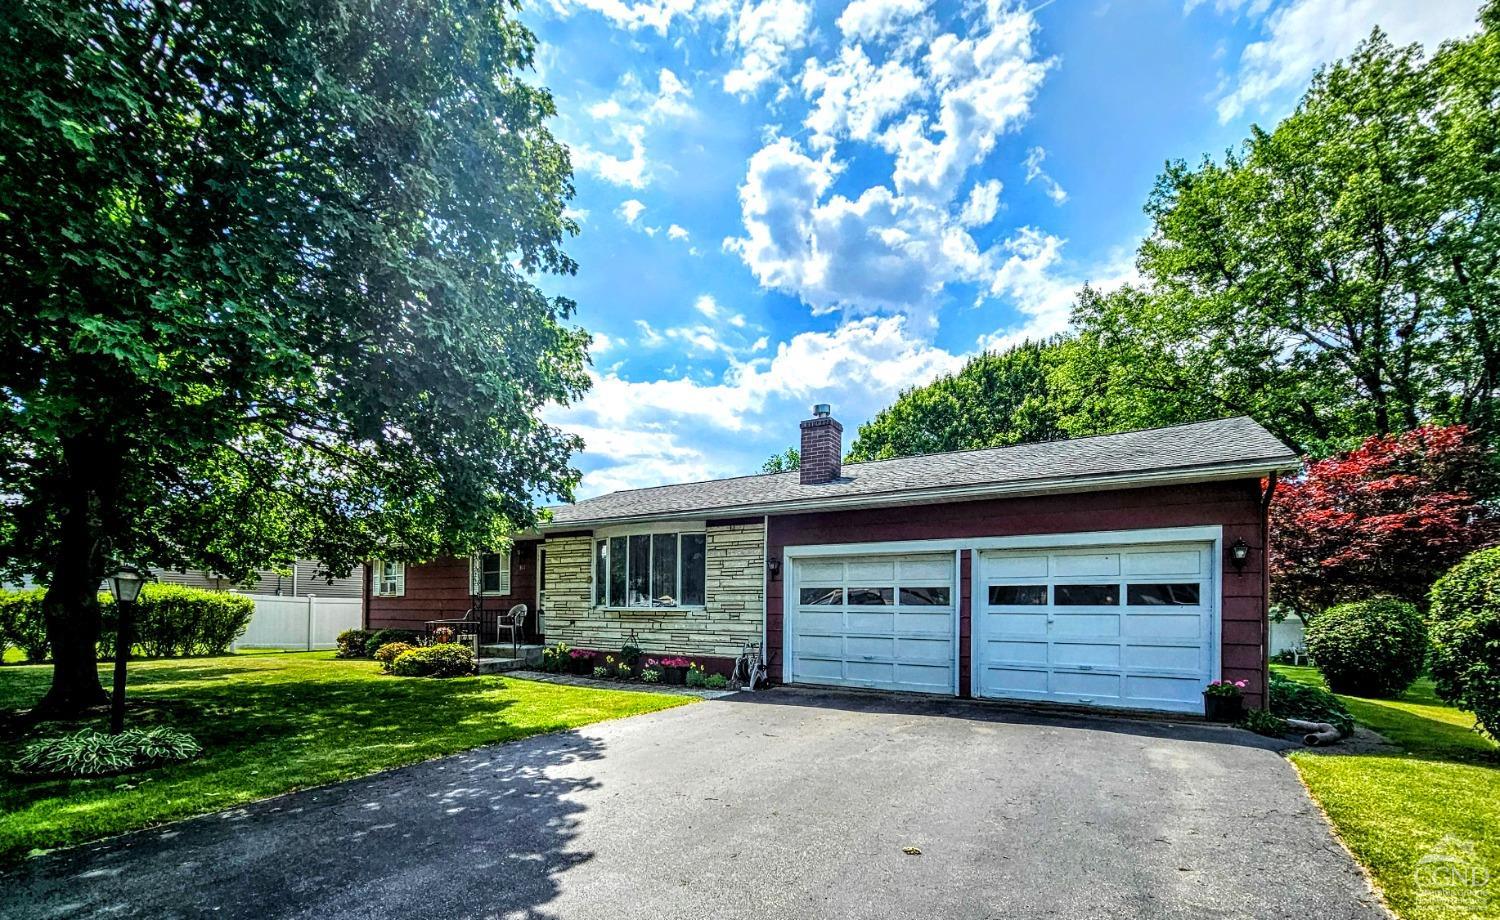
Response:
[546,416,1298,528]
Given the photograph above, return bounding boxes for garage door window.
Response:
[848,587,894,605]
[990,585,1046,605]
[1054,584,1119,606]
[1127,583,1201,606]
[900,586,950,606]
[800,587,843,605]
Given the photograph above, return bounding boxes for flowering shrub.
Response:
[390,643,475,677]
[685,663,707,688]
[568,648,596,659]
[374,641,418,671]
[1203,679,1247,698]
[659,656,690,668]
[540,642,572,672]
[615,659,635,679]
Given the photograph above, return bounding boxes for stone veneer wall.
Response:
[543,522,765,659]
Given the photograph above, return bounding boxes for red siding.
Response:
[366,540,544,641]
[766,479,1270,708]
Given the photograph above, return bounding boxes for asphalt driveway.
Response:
[1,688,1386,920]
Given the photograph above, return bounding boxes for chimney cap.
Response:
[811,403,832,418]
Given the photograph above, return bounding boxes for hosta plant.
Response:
[15,727,202,778]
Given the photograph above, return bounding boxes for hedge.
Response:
[1305,597,1427,697]
[390,643,476,677]
[1428,546,1500,740]
[0,584,253,660]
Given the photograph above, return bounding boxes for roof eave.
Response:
[541,455,1301,532]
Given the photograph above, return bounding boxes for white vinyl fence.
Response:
[233,594,362,651]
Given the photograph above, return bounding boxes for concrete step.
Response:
[475,644,544,674]
[477,656,535,674]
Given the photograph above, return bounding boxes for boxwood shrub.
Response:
[390,643,476,677]
[366,628,422,657]
[336,629,376,659]
[3,584,252,661]
[1428,547,1500,740]
[1268,674,1354,737]
[1305,598,1427,697]
[374,641,418,672]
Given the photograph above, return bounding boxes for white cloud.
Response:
[543,0,704,34]
[800,45,926,148]
[693,294,720,318]
[1022,146,1067,205]
[723,0,814,98]
[617,199,648,224]
[959,178,1003,227]
[634,319,665,346]
[837,0,930,41]
[569,68,696,188]
[979,229,1141,350]
[1212,0,1481,123]
[573,124,651,187]
[668,224,691,241]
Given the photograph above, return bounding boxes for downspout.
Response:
[762,515,770,681]
[1258,473,1279,710]
[360,559,371,630]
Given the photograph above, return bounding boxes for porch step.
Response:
[476,643,544,674]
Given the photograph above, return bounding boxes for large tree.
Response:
[0,0,589,713]
[847,339,1074,462]
[1074,10,1500,456]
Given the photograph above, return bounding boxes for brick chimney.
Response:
[799,403,843,485]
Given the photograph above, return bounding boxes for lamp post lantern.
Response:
[105,565,149,734]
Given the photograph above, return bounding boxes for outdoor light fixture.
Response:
[107,565,148,605]
[766,557,781,579]
[1229,539,1251,571]
[106,564,151,734]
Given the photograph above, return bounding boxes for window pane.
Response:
[679,533,706,606]
[627,534,651,607]
[1054,584,1119,606]
[595,541,607,606]
[989,585,1047,606]
[1127,583,1201,606]
[609,536,627,607]
[651,533,678,606]
[481,552,502,593]
[848,587,894,605]
[900,586,950,606]
[800,587,842,605]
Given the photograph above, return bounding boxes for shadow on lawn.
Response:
[3,730,605,920]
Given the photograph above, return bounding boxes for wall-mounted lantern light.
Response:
[1229,539,1251,571]
[766,557,781,580]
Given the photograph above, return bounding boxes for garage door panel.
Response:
[1122,643,1204,672]
[1123,549,1202,576]
[1049,614,1121,638]
[984,611,1047,636]
[986,639,1048,665]
[1124,613,1202,640]
[790,553,955,695]
[977,541,1216,714]
[1051,642,1121,669]
[845,635,895,659]
[1051,670,1121,699]
[1053,553,1120,577]
[1124,675,1203,708]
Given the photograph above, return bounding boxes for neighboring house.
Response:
[155,561,364,598]
[367,409,1297,713]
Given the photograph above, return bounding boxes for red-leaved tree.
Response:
[1270,425,1498,623]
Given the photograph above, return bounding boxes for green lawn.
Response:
[0,652,692,862]
[1273,665,1499,920]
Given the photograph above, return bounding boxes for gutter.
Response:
[542,457,1301,532]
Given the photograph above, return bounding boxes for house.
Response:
[154,561,364,599]
[366,409,1298,713]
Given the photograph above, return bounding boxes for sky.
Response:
[521,0,1487,498]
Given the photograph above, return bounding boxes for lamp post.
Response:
[106,565,149,734]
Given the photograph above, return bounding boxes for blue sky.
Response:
[522,0,1486,498]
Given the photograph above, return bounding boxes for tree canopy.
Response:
[0,0,588,711]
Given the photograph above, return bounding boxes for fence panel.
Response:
[235,595,362,650]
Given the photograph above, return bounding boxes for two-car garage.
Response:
[783,530,1220,714]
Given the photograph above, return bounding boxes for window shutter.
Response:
[469,554,482,596]
[372,563,381,595]
[393,563,405,597]
[500,550,512,595]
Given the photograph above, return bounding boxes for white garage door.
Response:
[975,542,1216,713]
[788,553,956,694]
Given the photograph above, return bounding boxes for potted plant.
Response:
[431,626,455,644]
[567,648,596,675]
[1203,679,1247,722]
[619,636,642,670]
[659,656,690,685]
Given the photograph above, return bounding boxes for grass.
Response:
[1273,665,1499,920]
[0,652,691,862]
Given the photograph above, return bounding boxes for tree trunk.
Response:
[34,436,117,716]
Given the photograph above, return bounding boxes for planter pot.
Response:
[1203,694,1244,722]
[662,666,687,685]
[568,657,595,675]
